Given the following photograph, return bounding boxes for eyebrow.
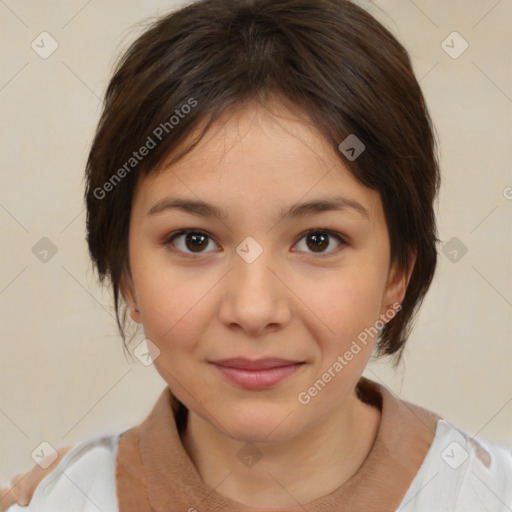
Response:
[146,195,370,223]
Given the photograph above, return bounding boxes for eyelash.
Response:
[162,228,349,258]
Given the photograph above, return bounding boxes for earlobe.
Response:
[120,269,142,325]
[129,306,142,325]
[381,250,416,317]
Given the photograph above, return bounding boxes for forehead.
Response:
[132,100,382,225]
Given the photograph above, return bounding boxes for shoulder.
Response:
[398,418,512,511]
[3,433,121,512]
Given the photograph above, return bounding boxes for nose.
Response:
[218,247,292,337]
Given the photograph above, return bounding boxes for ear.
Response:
[120,268,142,325]
[380,250,416,317]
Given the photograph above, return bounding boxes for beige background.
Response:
[1,0,511,483]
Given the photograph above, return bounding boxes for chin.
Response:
[215,404,300,444]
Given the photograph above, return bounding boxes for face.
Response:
[124,100,409,443]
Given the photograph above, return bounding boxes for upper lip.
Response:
[210,358,304,370]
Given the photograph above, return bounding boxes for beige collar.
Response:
[116,377,440,511]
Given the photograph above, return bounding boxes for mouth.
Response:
[209,358,306,389]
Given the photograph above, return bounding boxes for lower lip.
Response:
[212,363,304,389]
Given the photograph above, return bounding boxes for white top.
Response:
[4,419,512,511]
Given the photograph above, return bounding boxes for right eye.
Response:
[163,229,220,256]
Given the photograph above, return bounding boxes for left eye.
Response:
[293,230,347,256]
[163,229,347,256]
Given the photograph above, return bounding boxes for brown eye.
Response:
[306,232,329,252]
[165,230,219,255]
[294,230,346,256]
[185,232,209,252]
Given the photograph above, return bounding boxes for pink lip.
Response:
[210,358,305,389]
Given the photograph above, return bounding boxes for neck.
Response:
[181,388,381,508]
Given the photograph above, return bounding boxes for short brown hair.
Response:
[85,0,440,367]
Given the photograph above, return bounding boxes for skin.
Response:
[122,98,414,507]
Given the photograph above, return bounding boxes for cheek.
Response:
[298,260,387,347]
[292,266,386,416]
[138,277,206,341]
[130,247,222,359]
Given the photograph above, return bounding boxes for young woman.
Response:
[2,0,511,510]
